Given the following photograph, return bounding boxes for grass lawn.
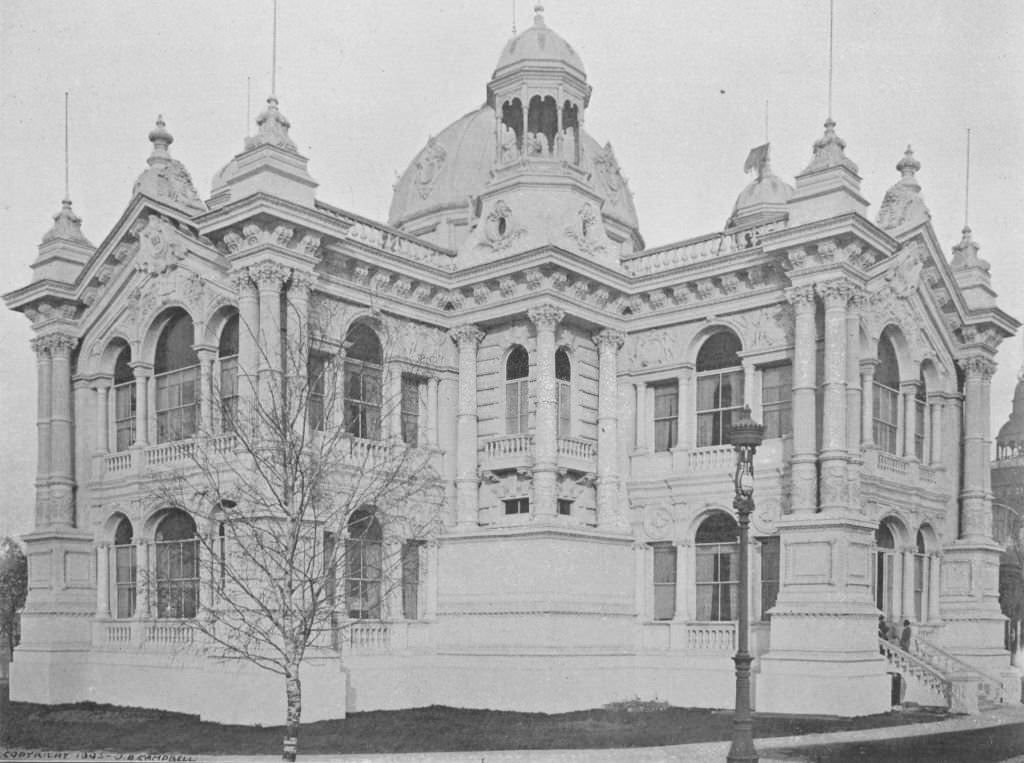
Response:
[3,700,949,756]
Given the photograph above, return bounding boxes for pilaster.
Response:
[528,305,564,520]
[449,325,484,528]
[816,279,851,512]
[785,285,817,513]
[594,328,626,531]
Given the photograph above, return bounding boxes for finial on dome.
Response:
[898,144,920,177]
[801,117,859,175]
[245,95,298,153]
[533,3,546,26]
[147,115,174,165]
[951,224,989,273]
[42,197,90,245]
[876,143,929,230]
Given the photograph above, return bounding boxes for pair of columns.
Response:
[448,306,624,528]
[881,548,942,624]
[31,333,78,528]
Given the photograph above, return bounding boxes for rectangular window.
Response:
[761,365,793,439]
[873,382,899,455]
[308,355,326,431]
[344,361,382,440]
[652,544,677,621]
[113,381,136,452]
[557,380,571,438]
[759,536,780,621]
[506,379,529,434]
[401,541,422,620]
[155,366,200,443]
[219,355,238,432]
[504,497,530,515]
[696,543,738,621]
[155,538,199,619]
[345,535,381,620]
[557,499,573,516]
[401,374,421,447]
[652,381,678,452]
[114,544,137,619]
[697,371,744,447]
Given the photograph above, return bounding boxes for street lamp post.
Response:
[727,405,763,763]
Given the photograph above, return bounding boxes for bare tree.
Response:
[152,301,445,761]
[0,538,27,662]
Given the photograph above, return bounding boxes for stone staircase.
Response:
[879,635,1012,713]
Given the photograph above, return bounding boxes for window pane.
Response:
[653,546,676,583]
[654,585,676,621]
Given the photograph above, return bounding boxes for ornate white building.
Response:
[6,8,1020,723]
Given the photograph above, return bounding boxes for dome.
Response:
[997,374,1024,453]
[726,147,793,229]
[493,6,585,79]
[388,105,640,242]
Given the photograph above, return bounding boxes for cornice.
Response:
[762,211,900,259]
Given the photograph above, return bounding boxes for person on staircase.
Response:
[900,619,912,652]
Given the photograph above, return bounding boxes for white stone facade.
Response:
[5,10,1020,722]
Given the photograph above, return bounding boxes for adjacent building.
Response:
[5,8,1019,723]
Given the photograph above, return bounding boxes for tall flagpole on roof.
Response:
[64,91,70,200]
[964,127,972,228]
[513,0,517,35]
[828,0,834,119]
[272,0,278,96]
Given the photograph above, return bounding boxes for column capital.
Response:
[816,278,856,307]
[90,375,114,391]
[958,355,997,381]
[859,358,879,374]
[784,284,816,310]
[593,328,625,350]
[249,260,290,291]
[289,269,317,291]
[448,324,485,348]
[193,344,218,362]
[899,379,921,394]
[528,304,565,331]
[229,269,257,295]
[32,333,78,356]
[129,361,154,379]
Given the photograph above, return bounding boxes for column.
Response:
[426,377,439,447]
[860,360,877,448]
[785,285,817,512]
[250,261,289,409]
[286,270,314,387]
[676,363,695,450]
[959,356,996,540]
[93,378,111,452]
[674,541,692,622]
[928,552,942,622]
[96,545,110,617]
[424,541,439,619]
[634,383,648,450]
[388,363,403,441]
[594,329,626,530]
[131,362,152,446]
[901,381,918,460]
[901,548,915,621]
[232,270,260,416]
[845,291,863,509]
[31,338,52,527]
[448,325,484,528]
[928,394,944,469]
[816,280,849,512]
[529,305,564,519]
[383,539,402,618]
[742,359,760,423]
[136,540,151,618]
[195,346,216,433]
[48,334,77,527]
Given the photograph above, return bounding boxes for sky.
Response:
[1,0,1022,538]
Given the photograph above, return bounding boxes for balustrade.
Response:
[686,445,736,472]
[345,621,392,652]
[104,451,134,473]
[685,622,736,651]
[621,219,786,276]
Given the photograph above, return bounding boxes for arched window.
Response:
[345,508,382,620]
[874,520,897,620]
[873,336,900,455]
[154,509,199,619]
[696,512,739,621]
[556,348,571,438]
[218,315,239,432]
[113,346,136,452]
[506,346,530,434]
[696,332,744,447]
[561,101,579,163]
[344,324,382,440]
[913,528,930,623]
[914,373,927,461]
[527,95,558,154]
[501,98,524,155]
[154,312,200,443]
[113,516,136,619]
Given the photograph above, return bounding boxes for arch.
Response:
[556,347,571,437]
[874,515,907,620]
[695,330,744,447]
[112,515,137,619]
[153,507,199,619]
[505,344,530,434]
[96,335,133,379]
[345,506,382,620]
[501,98,524,153]
[695,510,740,621]
[873,333,901,455]
[153,309,200,443]
[561,100,580,163]
[526,94,558,154]
[217,313,240,431]
[139,305,197,366]
[112,345,136,451]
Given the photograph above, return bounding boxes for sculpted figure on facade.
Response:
[627,328,676,369]
[132,215,187,275]
[413,137,447,199]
